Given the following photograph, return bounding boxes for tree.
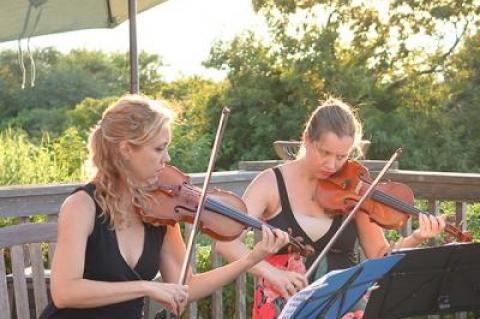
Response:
[0,48,166,130]
[203,0,480,171]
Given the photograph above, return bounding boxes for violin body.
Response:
[315,160,472,242]
[138,165,247,241]
[316,160,409,229]
[137,165,315,256]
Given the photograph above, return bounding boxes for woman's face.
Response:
[304,131,353,179]
[125,125,171,184]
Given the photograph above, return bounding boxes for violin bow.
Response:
[177,107,231,286]
[306,148,403,279]
[161,107,230,319]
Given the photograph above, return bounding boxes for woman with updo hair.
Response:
[40,94,290,319]
[217,97,446,319]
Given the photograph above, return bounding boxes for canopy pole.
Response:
[128,0,139,94]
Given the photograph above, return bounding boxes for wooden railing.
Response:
[0,163,479,319]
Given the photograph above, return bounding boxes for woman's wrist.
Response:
[410,230,426,244]
[243,251,262,270]
[393,232,424,251]
[249,260,272,278]
[140,280,153,298]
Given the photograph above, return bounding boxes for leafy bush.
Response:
[0,128,85,185]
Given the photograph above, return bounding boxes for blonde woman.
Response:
[40,95,290,319]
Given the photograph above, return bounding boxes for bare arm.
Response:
[159,222,289,301]
[356,211,446,258]
[355,211,390,258]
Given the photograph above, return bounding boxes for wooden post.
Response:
[0,249,12,319]
[211,242,223,319]
[184,224,197,319]
[235,272,246,319]
[455,202,468,319]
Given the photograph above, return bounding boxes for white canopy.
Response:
[0,0,168,42]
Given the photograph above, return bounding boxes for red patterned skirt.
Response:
[252,253,366,319]
[252,253,306,319]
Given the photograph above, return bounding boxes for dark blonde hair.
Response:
[302,97,363,157]
[88,95,174,227]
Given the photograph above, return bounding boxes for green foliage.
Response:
[52,127,87,177]
[0,128,85,185]
[203,0,480,173]
[160,77,226,172]
[67,96,119,138]
[467,204,480,240]
[0,48,165,130]
[205,34,318,167]
[3,107,69,138]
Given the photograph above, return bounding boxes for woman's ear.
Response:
[119,141,131,161]
[303,132,312,146]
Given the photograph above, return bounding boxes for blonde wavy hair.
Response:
[299,97,363,158]
[88,95,174,227]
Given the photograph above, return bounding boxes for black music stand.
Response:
[364,243,480,319]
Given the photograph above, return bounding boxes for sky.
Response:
[0,0,461,83]
[0,0,268,81]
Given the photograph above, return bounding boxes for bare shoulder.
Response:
[249,162,297,194]
[57,190,96,237]
[243,168,280,218]
[249,168,277,190]
[244,168,279,200]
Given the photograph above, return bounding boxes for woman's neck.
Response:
[291,157,319,182]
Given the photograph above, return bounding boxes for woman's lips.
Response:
[318,170,335,177]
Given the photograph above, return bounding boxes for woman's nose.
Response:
[164,151,171,163]
[324,156,336,171]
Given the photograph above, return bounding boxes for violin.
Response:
[137,165,314,257]
[314,159,472,242]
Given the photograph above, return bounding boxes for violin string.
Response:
[205,198,263,229]
[371,190,424,216]
[373,191,467,238]
[205,198,303,248]
[172,185,304,246]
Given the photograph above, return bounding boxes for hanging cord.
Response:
[26,5,45,88]
[17,40,27,89]
[26,39,36,87]
[17,0,46,89]
[17,3,32,89]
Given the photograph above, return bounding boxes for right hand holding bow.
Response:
[146,282,188,316]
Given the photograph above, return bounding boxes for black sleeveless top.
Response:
[267,167,358,280]
[39,183,167,319]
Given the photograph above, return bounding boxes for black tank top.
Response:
[267,167,358,279]
[39,183,167,319]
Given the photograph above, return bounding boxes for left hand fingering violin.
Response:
[314,159,472,242]
[137,165,315,257]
